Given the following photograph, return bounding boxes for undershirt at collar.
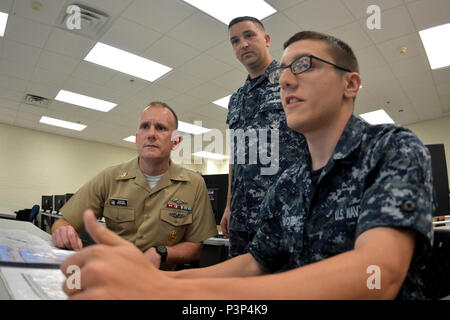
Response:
[143,173,164,189]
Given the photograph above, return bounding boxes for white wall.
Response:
[0,123,138,210]
[405,115,450,186]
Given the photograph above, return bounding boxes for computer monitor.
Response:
[54,195,66,213]
[202,174,228,226]
[41,195,53,212]
[425,144,450,216]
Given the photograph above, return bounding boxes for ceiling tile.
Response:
[431,67,450,85]
[376,32,425,63]
[0,74,29,92]
[389,54,430,79]
[100,17,162,54]
[167,13,226,51]
[329,22,373,51]
[12,0,65,26]
[268,0,305,11]
[4,15,52,48]
[0,58,34,81]
[36,50,80,75]
[205,40,241,69]
[25,81,59,99]
[354,46,386,74]
[188,82,230,104]
[45,28,95,59]
[407,0,450,30]
[437,82,450,96]
[122,0,195,33]
[284,0,355,31]
[178,53,233,82]
[210,68,247,92]
[263,12,302,52]
[105,73,150,95]
[0,0,13,12]
[341,0,403,19]
[361,6,416,44]
[143,35,201,69]
[157,70,204,94]
[2,39,41,66]
[31,67,70,88]
[72,61,116,85]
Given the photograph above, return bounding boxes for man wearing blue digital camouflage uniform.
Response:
[221,16,305,257]
[62,31,435,300]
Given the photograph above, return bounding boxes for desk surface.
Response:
[0,219,55,300]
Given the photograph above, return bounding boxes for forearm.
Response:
[165,242,203,264]
[173,249,405,299]
[167,253,264,279]
[226,164,232,207]
[51,218,72,234]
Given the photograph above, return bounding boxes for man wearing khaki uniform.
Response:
[52,102,217,269]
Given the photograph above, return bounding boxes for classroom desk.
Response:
[0,219,54,300]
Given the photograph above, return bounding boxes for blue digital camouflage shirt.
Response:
[226,60,306,257]
[248,115,435,299]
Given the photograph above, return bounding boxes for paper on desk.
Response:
[0,228,51,248]
[0,228,75,267]
[0,267,67,300]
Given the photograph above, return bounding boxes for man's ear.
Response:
[343,72,361,100]
[265,33,271,48]
[171,130,182,150]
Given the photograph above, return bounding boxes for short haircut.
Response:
[283,31,359,74]
[144,101,178,129]
[228,16,265,31]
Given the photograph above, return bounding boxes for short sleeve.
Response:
[356,129,435,258]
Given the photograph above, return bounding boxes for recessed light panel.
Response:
[84,42,172,82]
[178,121,210,135]
[419,23,450,70]
[182,0,276,25]
[40,116,86,131]
[55,90,117,112]
[213,95,231,109]
[359,109,395,125]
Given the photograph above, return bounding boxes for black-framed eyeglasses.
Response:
[268,55,352,84]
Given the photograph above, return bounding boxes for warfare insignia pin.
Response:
[169,230,177,241]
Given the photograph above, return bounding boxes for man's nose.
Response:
[279,68,296,90]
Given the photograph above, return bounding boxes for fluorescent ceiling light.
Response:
[84,42,172,82]
[178,121,210,135]
[0,12,8,37]
[359,109,394,125]
[40,116,86,131]
[182,0,276,25]
[124,136,136,143]
[192,151,229,160]
[213,95,231,109]
[419,23,450,70]
[55,90,117,112]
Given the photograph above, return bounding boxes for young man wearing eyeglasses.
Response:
[61,31,434,300]
[221,16,306,258]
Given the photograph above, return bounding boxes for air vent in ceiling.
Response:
[57,3,110,39]
[23,94,51,108]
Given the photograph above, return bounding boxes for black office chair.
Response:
[421,228,450,299]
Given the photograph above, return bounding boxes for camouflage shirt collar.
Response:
[244,60,279,92]
[332,114,367,161]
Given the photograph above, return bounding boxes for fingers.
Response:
[52,225,82,251]
[220,210,230,238]
[83,209,128,246]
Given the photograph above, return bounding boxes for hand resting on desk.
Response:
[52,222,83,251]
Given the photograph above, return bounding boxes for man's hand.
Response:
[143,247,161,268]
[220,206,230,238]
[52,224,83,251]
[61,210,171,299]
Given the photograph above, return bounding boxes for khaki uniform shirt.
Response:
[61,157,218,254]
